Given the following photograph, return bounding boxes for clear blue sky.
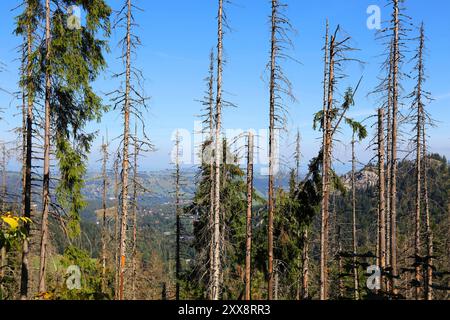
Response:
[1,0,449,173]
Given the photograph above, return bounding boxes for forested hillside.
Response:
[0,0,449,301]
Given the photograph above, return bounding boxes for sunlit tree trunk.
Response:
[320,24,334,301]
[101,137,109,293]
[118,0,132,301]
[211,0,224,300]
[38,0,51,294]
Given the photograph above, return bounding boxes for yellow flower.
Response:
[2,216,19,230]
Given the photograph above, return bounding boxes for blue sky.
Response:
[0,0,449,173]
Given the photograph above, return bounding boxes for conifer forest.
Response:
[0,0,449,302]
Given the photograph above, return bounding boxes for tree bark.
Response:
[245,132,254,301]
[210,0,223,301]
[422,124,433,300]
[320,24,334,301]
[131,124,138,300]
[378,108,387,293]
[267,0,278,300]
[389,0,400,294]
[175,132,181,300]
[38,0,51,295]
[118,0,132,301]
[101,137,108,294]
[351,134,360,300]
[20,2,34,298]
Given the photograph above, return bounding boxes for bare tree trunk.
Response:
[351,134,360,300]
[244,132,254,301]
[294,130,303,300]
[0,145,7,296]
[20,4,34,298]
[118,0,132,301]
[385,41,394,294]
[414,73,423,302]
[38,0,51,295]
[113,156,119,299]
[320,23,334,301]
[337,224,344,299]
[302,228,309,300]
[131,124,138,300]
[174,132,181,300]
[101,137,108,293]
[211,0,223,301]
[378,108,387,293]
[207,50,215,298]
[389,0,400,294]
[267,0,278,300]
[423,129,433,300]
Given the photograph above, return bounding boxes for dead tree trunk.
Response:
[389,0,400,294]
[414,52,423,302]
[131,124,139,300]
[320,24,335,301]
[38,0,51,294]
[118,0,132,301]
[207,50,216,298]
[174,132,181,300]
[267,0,278,300]
[378,108,387,293]
[211,0,224,301]
[422,123,433,300]
[0,145,7,295]
[244,132,254,301]
[351,133,360,300]
[113,155,119,299]
[101,137,109,293]
[385,41,394,293]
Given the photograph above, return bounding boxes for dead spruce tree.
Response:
[130,121,149,300]
[267,0,295,299]
[100,136,109,293]
[111,0,150,300]
[315,25,364,300]
[378,108,387,293]
[173,131,182,300]
[210,0,228,300]
[408,23,433,300]
[244,131,254,301]
[386,0,409,293]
